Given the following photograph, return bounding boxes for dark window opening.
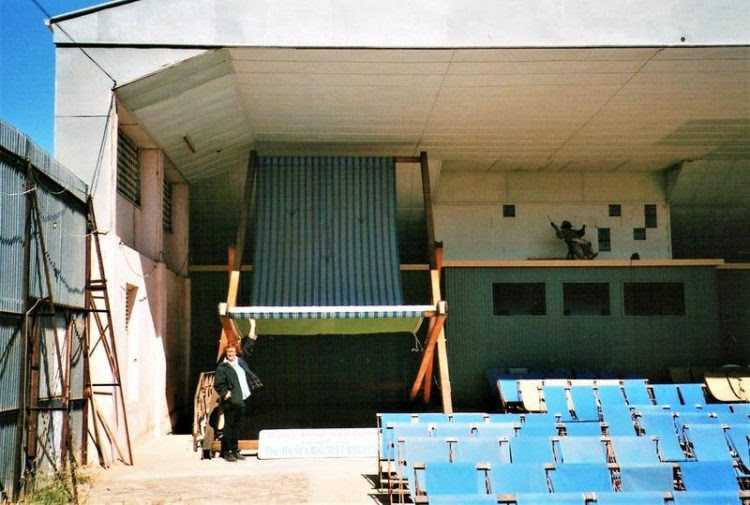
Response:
[493,283,546,316]
[644,204,657,228]
[563,283,610,316]
[624,282,685,316]
[609,204,621,217]
[598,228,611,252]
[503,204,516,218]
[117,130,140,205]
[163,180,173,233]
[633,228,646,240]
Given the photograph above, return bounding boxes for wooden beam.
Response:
[419,151,437,269]
[442,259,726,268]
[409,313,446,401]
[435,327,453,414]
[394,156,421,163]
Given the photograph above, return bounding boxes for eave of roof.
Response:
[48,0,141,24]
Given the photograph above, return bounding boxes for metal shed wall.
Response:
[0,120,88,500]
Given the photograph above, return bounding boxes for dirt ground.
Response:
[76,435,384,505]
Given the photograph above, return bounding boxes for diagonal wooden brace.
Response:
[409,309,446,401]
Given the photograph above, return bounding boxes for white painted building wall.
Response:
[434,171,670,259]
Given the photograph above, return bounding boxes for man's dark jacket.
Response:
[214,339,258,408]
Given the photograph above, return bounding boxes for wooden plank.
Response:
[189,263,429,272]
[442,259,726,268]
[394,156,421,163]
[409,313,446,401]
[436,329,453,414]
[420,151,437,269]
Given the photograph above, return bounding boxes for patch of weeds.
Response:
[21,475,74,505]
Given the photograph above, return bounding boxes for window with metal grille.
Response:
[163,180,172,233]
[609,204,621,217]
[598,228,611,252]
[117,130,140,205]
[644,204,657,228]
[502,204,515,217]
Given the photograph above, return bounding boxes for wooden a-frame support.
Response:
[213,150,453,413]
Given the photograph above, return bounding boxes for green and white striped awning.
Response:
[228,156,433,336]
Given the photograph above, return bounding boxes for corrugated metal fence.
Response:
[0,120,88,501]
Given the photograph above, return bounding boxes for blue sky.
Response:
[1,0,104,152]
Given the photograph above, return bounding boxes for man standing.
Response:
[214,330,258,462]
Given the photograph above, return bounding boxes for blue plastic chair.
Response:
[549,463,613,492]
[570,385,600,421]
[543,385,574,421]
[601,405,637,436]
[453,437,511,465]
[509,436,556,464]
[474,422,518,439]
[489,463,549,493]
[487,413,522,423]
[682,424,733,462]
[420,461,486,497]
[623,379,652,405]
[383,423,431,462]
[418,413,451,424]
[520,414,560,437]
[636,412,687,461]
[731,403,750,415]
[671,491,742,505]
[675,411,719,430]
[497,377,521,403]
[610,436,661,465]
[597,385,628,407]
[618,464,674,492]
[679,461,739,491]
[676,383,707,407]
[428,495,497,505]
[593,491,666,504]
[398,436,451,485]
[556,436,608,464]
[515,492,586,504]
[563,421,603,437]
[451,413,487,424]
[726,424,750,471]
[651,384,682,407]
[432,423,476,439]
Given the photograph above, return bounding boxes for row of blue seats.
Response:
[499,380,744,415]
[391,429,750,468]
[402,460,748,504]
[378,409,750,465]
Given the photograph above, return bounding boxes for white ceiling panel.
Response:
[115,46,749,186]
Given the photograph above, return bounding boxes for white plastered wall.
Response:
[434,171,670,260]
[55,48,199,444]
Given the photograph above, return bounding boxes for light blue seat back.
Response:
[601,405,636,436]
[509,436,555,464]
[563,421,603,437]
[453,437,510,465]
[637,413,687,461]
[610,436,660,465]
[543,385,574,421]
[597,385,628,407]
[556,436,607,464]
[489,463,549,493]
[679,461,739,491]
[619,464,674,492]
[676,383,707,407]
[651,384,682,407]
[683,424,732,462]
[549,463,613,492]
[623,379,652,406]
[475,422,518,439]
[594,491,668,504]
[570,385,600,421]
[520,414,559,437]
[422,461,486,496]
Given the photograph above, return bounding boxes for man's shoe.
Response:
[224,453,237,462]
[233,451,246,460]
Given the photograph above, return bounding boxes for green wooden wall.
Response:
[444,266,723,407]
[717,269,750,365]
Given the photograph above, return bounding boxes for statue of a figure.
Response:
[550,220,598,259]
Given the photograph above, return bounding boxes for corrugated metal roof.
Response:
[0,120,88,203]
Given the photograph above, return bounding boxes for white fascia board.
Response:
[52,0,750,48]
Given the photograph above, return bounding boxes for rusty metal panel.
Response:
[0,316,23,413]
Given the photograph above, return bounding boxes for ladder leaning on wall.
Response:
[82,197,133,467]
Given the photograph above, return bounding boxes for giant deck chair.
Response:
[194,153,452,457]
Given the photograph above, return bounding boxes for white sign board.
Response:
[258,428,378,459]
